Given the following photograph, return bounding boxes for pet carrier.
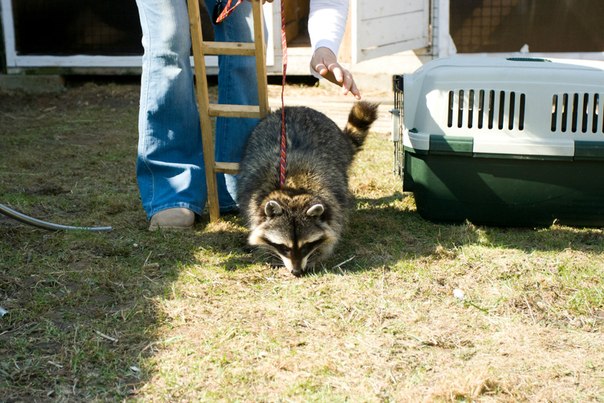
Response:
[393,56,604,226]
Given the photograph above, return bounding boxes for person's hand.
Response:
[311,47,361,100]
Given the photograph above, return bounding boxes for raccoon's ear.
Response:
[306,203,324,217]
[264,200,283,217]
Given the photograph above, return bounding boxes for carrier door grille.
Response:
[447,89,526,131]
[551,93,604,134]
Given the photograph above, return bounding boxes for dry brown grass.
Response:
[1,78,603,401]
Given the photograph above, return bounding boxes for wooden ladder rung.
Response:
[208,104,265,118]
[215,162,240,175]
[202,41,256,56]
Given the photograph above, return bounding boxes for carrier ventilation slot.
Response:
[447,89,525,131]
[551,93,603,133]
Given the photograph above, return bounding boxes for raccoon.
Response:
[237,101,379,276]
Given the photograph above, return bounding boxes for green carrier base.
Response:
[403,150,604,227]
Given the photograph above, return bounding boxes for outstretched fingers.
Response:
[311,48,361,100]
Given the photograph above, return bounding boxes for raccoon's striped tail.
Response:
[344,101,379,152]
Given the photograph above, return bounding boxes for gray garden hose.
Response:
[0,203,112,232]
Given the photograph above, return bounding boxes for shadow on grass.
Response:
[0,82,209,400]
[1,213,259,400]
[203,191,604,279]
[316,193,604,276]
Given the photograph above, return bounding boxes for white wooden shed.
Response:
[2,0,602,75]
[0,0,437,75]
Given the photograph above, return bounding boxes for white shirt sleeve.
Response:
[308,0,349,56]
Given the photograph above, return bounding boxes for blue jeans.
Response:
[135,0,260,219]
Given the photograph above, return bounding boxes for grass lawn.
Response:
[1,78,603,401]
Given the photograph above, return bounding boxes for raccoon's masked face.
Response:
[249,199,337,276]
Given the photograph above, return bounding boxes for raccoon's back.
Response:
[243,106,355,167]
[237,107,355,220]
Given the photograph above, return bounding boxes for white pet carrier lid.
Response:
[403,56,604,157]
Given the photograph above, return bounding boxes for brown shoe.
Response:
[149,208,195,231]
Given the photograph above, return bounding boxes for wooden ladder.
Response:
[187,0,270,222]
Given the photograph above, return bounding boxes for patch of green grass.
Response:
[1,81,603,401]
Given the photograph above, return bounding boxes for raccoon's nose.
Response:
[291,268,303,277]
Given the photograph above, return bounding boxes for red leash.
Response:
[214,0,243,24]
[278,0,288,188]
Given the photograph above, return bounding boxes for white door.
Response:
[350,0,431,63]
